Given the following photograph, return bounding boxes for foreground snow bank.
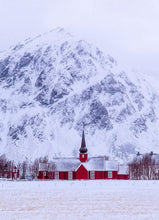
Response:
[0,180,159,219]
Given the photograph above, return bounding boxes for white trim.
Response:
[90,171,95,179]
[55,172,59,179]
[108,171,112,179]
[68,172,73,180]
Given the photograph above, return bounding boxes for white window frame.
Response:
[68,172,73,180]
[55,172,59,180]
[90,171,95,179]
[108,171,112,179]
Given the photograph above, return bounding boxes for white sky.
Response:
[1,0,159,78]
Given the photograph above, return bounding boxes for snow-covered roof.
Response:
[105,160,118,171]
[84,157,105,171]
[39,157,119,172]
[53,158,80,172]
[118,165,129,175]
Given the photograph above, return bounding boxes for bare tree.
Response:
[129,153,159,180]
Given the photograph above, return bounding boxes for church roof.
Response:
[83,157,105,171]
[84,158,118,171]
[39,157,119,172]
[53,158,80,172]
[105,160,118,171]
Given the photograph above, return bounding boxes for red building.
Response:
[38,130,129,180]
[0,166,19,179]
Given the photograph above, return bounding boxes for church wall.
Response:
[76,165,89,179]
[105,171,118,179]
[118,174,129,180]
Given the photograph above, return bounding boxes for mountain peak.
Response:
[0,29,159,162]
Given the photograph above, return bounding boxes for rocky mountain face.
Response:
[0,27,159,162]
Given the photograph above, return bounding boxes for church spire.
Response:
[79,129,88,154]
[79,124,88,162]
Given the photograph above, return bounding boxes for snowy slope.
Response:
[0,27,159,162]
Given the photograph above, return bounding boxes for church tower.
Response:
[79,129,88,162]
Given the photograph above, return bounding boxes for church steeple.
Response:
[79,130,88,154]
[79,127,88,162]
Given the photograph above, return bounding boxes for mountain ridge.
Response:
[0,28,159,162]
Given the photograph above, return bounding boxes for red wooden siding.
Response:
[59,172,73,180]
[105,171,118,179]
[0,166,19,179]
[38,171,76,180]
[76,165,88,179]
[118,174,129,180]
[38,170,130,180]
[95,171,105,179]
[38,171,48,179]
[89,171,105,179]
[79,153,88,162]
[12,167,19,179]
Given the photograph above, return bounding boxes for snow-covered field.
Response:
[0,180,159,220]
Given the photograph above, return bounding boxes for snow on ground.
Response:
[0,180,159,220]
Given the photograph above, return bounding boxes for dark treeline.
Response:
[0,154,13,172]
[129,153,159,180]
[0,154,55,179]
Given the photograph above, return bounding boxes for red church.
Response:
[38,130,129,180]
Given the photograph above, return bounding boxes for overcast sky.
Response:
[1,0,159,78]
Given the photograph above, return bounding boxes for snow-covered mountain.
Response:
[0,27,159,162]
